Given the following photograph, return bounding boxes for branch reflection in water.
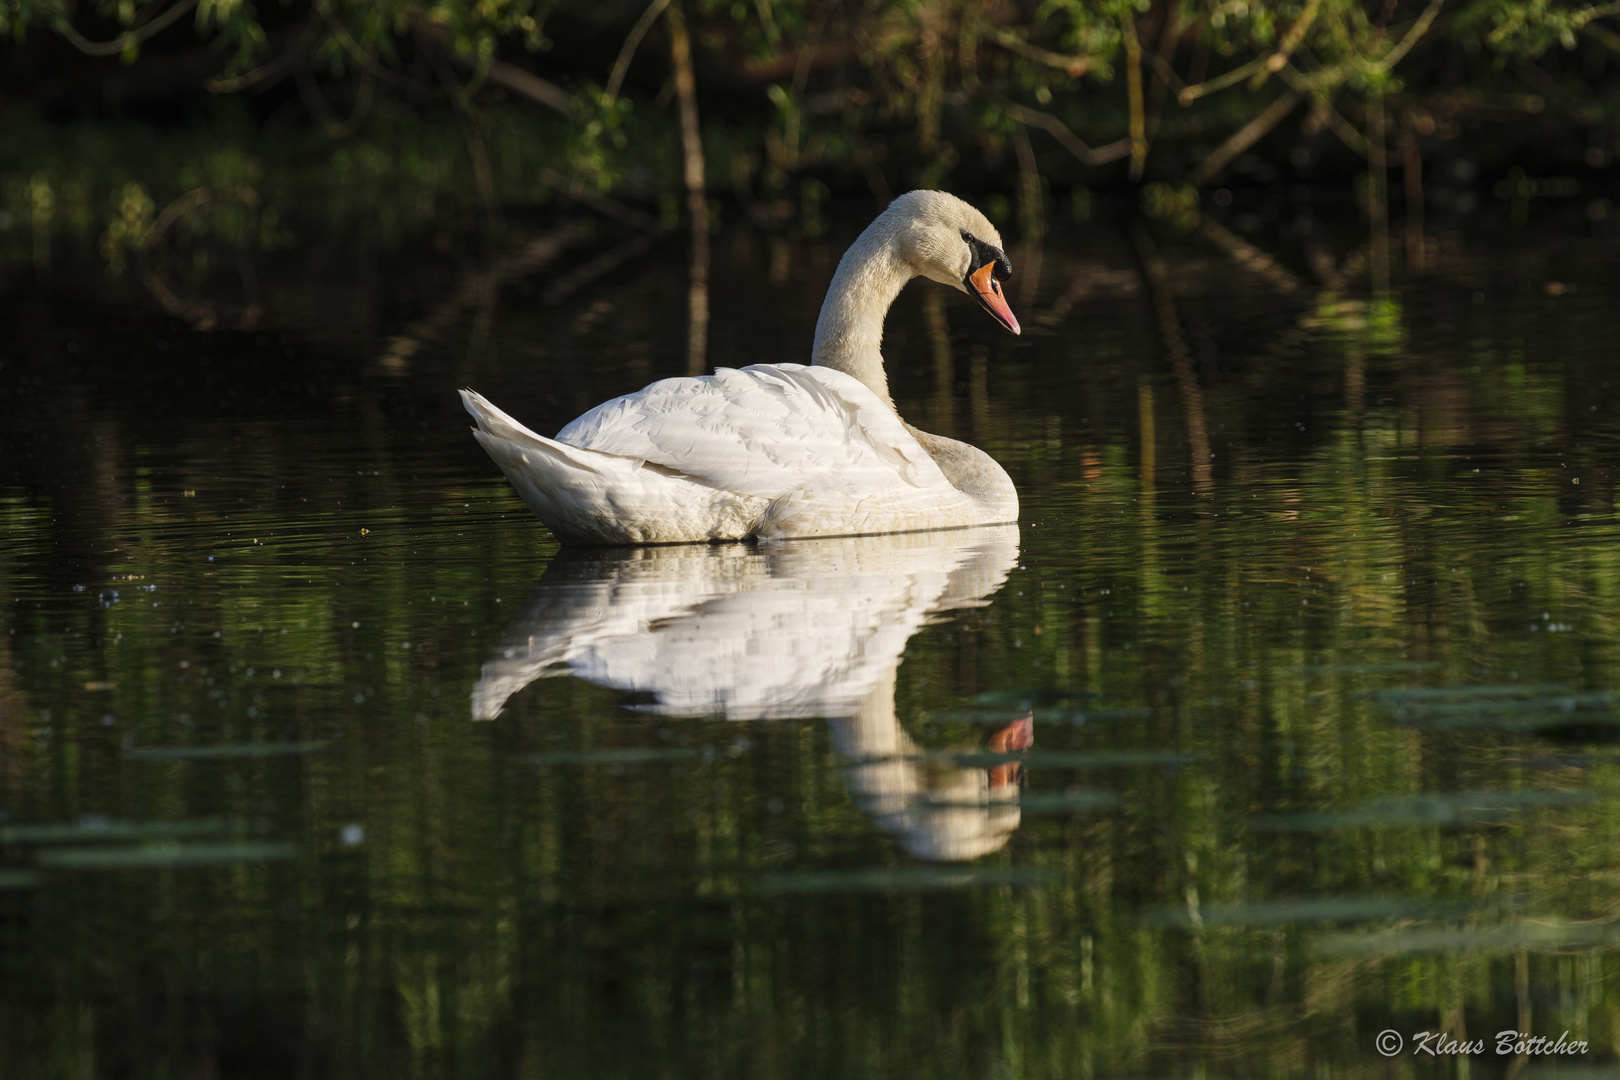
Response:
[472,525,1028,861]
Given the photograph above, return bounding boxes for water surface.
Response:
[4,210,1620,1076]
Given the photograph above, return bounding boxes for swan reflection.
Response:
[473,526,1028,860]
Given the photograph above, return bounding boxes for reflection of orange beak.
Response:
[986,712,1034,789]
[967,262,1021,336]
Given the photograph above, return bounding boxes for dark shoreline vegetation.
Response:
[8,1,1620,1077]
[4,0,1620,308]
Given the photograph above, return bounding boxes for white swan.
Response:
[460,190,1021,544]
[469,527,1031,860]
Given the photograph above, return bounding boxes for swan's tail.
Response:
[460,389,599,469]
[460,389,632,541]
[461,388,760,544]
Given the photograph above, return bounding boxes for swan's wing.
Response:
[555,364,950,498]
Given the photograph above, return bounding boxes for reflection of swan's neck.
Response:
[830,667,914,758]
[828,668,1021,862]
[811,227,912,410]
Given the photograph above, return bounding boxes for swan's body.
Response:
[462,190,1021,544]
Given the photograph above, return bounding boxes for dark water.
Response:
[4,211,1620,1076]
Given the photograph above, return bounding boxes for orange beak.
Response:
[967,262,1020,335]
[986,712,1034,790]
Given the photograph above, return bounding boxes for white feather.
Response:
[463,190,1020,544]
[470,527,1024,860]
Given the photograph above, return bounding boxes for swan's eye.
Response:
[960,230,1012,281]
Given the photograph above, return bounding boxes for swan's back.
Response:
[463,364,1008,543]
[558,364,943,497]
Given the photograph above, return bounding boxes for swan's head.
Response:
[888,190,1020,336]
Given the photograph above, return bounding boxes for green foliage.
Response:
[1140,180,1198,227]
[565,84,638,192]
[3,0,1620,276]
[1461,0,1617,55]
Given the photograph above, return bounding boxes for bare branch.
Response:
[1278,65,1383,165]
[1196,215,1301,294]
[986,27,1089,78]
[752,0,783,52]
[605,0,674,105]
[315,3,438,97]
[429,53,501,231]
[1312,97,1380,164]
[380,225,590,370]
[1178,56,1268,106]
[55,0,198,57]
[136,186,261,331]
[538,168,660,230]
[1264,0,1442,92]
[484,58,574,115]
[207,21,318,93]
[667,1,709,376]
[994,95,1131,167]
[546,231,668,306]
[1258,0,1323,80]
[1146,3,1187,130]
[1146,50,1186,94]
[1369,0,1445,73]
[411,16,573,115]
[1584,20,1620,53]
[327,65,375,138]
[1121,11,1147,179]
[1186,91,1301,187]
[1129,228,1211,496]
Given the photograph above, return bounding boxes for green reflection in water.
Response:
[1138,895,1507,928]
[755,867,1061,894]
[4,220,1620,1074]
[915,790,1122,813]
[528,748,705,766]
[854,749,1199,768]
[37,840,300,869]
[1251,790,1599,830]
[125,740,326,760]
[0,818,253,843]
[925,706,1152,724]
[1315,924,1620,956]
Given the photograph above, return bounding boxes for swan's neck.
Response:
[811,227,915,408]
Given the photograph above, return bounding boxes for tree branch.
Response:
[604,0,673,105]
[986,27,1089,78]
[1121,11,1147,179]
[994,95,1131,167]
[1178,56,1267,105]
[538,168,660,230]
[1368,0,1445,73]
[667,1,709,376]
[1256,0,1323,82]
[1186,91,1301,187]
[483,58,574,115]
[411,17,573,116]
[55,0,198,57]
[206,22,316,94]
[1277,65,1383,164]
